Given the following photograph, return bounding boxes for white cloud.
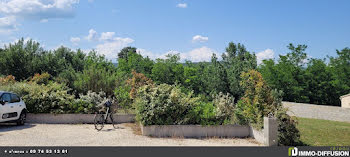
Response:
[137,48,159,60]
[95,37,134,61]
[70,37,80,45]
[302,55,312,65]
[50,43,65,50]
[0,0,79,20]
[181,46,217,62]
[176,3,187,8]
[158,50,182,60]
[139,47,218,62]
[81,48,92,54]
[192,35,208,43]
[256,49,274,64]
[86,29,98,41]
[0,16,17,33]
[0,42,6,48]
[85,30,135,61]
[0,37,39,48]
[0,0,79,32]
[99,32,115,41]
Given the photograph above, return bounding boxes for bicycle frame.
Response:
[94,105,118,130]
[102,107,110,122]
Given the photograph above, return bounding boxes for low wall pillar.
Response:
[264,117,278,146]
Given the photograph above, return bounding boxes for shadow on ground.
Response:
[99,126,124,132]
[0,123,36,133]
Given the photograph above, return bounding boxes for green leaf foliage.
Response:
[222,42,257,100]
[259,44,350,106]
[135,84,200,125]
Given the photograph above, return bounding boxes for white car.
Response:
[0,91,27,125]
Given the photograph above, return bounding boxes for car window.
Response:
[11,94,20,103]
[0,93,11,103]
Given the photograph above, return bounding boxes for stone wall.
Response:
[141,125,250,138]
[141,117,278,146]
[26,113,135,124]
[26,114,277,146]
[341,95,350,108]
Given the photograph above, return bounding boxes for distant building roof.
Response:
[340,93,350,99]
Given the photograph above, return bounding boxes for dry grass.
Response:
[124,123,142,135]
[246,138,261,145]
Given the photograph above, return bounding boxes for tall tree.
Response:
[222,42,257,100]
[329,48,350,105]
[0,38,45,80]
[183,61,202,94]
[117,52,154,76]
[201,54,230,96]
[304,59,334,105]
[151,54,184,85]
[260,44,309,103]
[117,46,137,61]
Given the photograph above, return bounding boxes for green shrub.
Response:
[234,69,300,145]
[212,92,235,123]
[134,84,232,126]
[69,99,93,113]
[26,83,74,113]
[135,84,200,125]
[235,70,280,129]
[0,82,74,113]
[234,98,264,128]
[30,72,51,84]
[193,102,220,125]
[78,90,107,106]
[0,81,26,97]
[233,98,249,125]
[0,82,113,114]
[55,67,78,90]
[73,64,117,96]
[71,91,108,114]
[114,84,132,110]
[126,70,154,100]
[0,75,16,85]
[276,108,301,146]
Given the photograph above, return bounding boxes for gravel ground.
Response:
[283,101,350,123]
[0,123,261,146]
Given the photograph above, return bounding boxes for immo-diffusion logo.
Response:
[288,147,350,157]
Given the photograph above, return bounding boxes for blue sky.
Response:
[0,0,349,63]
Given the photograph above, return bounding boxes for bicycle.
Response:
[94,100,118,131]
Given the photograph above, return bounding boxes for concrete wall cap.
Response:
[340,93,350,99]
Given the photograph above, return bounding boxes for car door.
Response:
[10,93,22,119]
[0,93,18,121]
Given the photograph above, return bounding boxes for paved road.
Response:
[0,123,260,146]
[283,101,350,123]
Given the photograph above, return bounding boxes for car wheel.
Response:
[16,112,26,126]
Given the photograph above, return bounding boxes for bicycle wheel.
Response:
[94,113,104,131]
[109,113,118,129]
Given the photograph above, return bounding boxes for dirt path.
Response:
[0,123,261,146]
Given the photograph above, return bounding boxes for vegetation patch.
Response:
[297,118,350,146]
[135,70,300,145]
[1,39,348,146]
